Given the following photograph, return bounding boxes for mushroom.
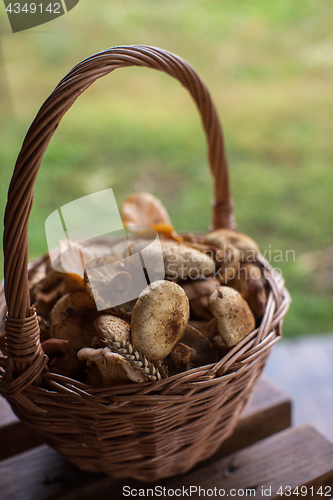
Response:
[78,346,146,386]
[214,245,242,284]
[121,192,181,240]
[242,279,267,320]
[55,240,88,292]
[161,241,215,280]
[94,314,131,343]
[42,338,83,379]
[103,299,137,323]
[211,334,232,359]
[204,229,259,263]
[127,239,215,281]
[209,286,255,347]
[181,233,206,244]
[28,261,47,295]
[40,268,63,294]
[228,263,267,320]
[84,254,135,311]
[182,278,220,320]
[169,343,195,368]
[49,290,98,356]
[131,280,190,361]
[34,281,66,322]
[168,325,218,374]
[188,319,208,331]
[178,238,241,284]
[53,240,114,294]
[183,240,240,283]
[198,318,218,339]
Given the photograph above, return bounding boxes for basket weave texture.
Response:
[0,45,290,482]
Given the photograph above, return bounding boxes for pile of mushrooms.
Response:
[16,192,268,387]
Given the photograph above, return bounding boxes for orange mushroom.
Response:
[121,192,182,241]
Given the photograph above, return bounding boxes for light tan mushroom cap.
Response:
[161,240,215,279]
[127,239,215,280]
[204,229,259,262]
[209,286,255,347]
[131,280,190,360]
[94,315,131,343]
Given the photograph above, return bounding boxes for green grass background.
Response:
[0,0,332,336]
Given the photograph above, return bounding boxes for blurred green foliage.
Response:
[0,0,332,336]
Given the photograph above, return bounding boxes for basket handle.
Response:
[4,45,234,322]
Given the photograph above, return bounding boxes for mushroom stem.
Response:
[78,347,146,386]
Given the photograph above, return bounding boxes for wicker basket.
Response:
[0,45,290,482]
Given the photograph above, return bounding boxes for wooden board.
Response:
[0,376,291,461]
[166,425,333,500]
[1,425,332,500]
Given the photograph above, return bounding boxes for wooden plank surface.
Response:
[163,425,333,500]
[1,425,332,500]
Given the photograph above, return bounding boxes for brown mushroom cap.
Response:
[49,290,98,355]
[131,280,190,361]
[182,278,221,302]
[169,342,195,369]
[209,286,256,347]
[204,229,259,263]
[198,318,218,339]
[241,279,267,320]
[180,324,219,367]
[168,325,218,373]
[228,263,267,319]
[228,263,261,293]
[182,278,220,320]
[34,281,66,322]
[214,245,242,284]
[42,338,83,379]
[183,240,241,284]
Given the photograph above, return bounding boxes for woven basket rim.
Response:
[0,251,290,405]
